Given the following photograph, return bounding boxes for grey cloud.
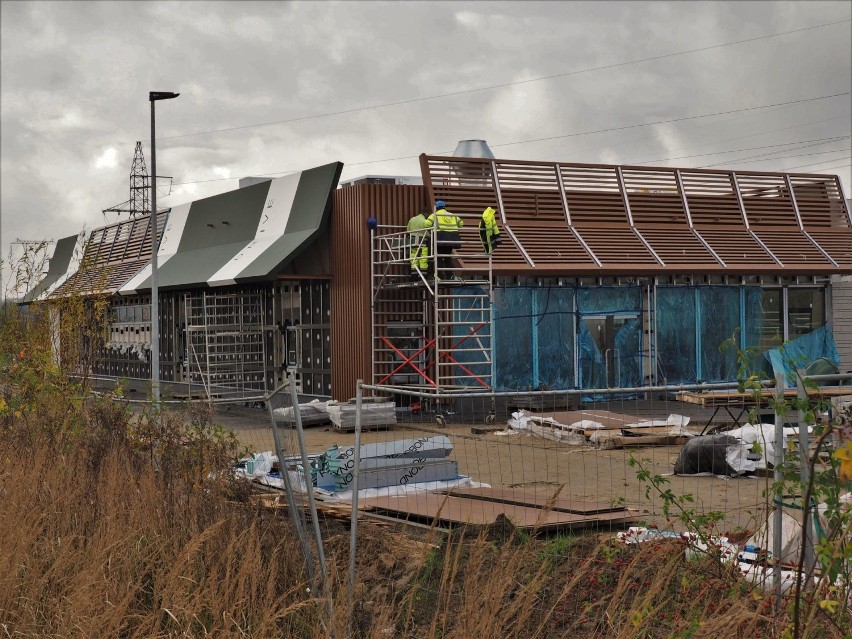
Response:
[1,0,850,261]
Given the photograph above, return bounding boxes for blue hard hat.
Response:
[435,200,445,209]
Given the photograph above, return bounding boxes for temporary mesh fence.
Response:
[92,369,850,633]
[333,374,851,625]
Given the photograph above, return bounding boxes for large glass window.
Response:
[494,287,534,390]
[577,287,642,388]
[698,287,740,382]
[744,288,782,378]
[787,288,825,340]
[656,287,696,384]
[494,286,576,391]
[536,287,574,389]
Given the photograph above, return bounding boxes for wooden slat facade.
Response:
[53,212,168,296]
[330,183,427,400]
[419,154,852,276]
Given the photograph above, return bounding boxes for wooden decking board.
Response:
[359,492,636,531]
[677,387,852,408]
[440,487,619,514]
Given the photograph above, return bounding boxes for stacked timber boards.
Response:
[328,401,397,431]
[358,486,636,532]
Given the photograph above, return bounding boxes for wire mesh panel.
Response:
[336,379,846,639]
[343,384,780,537]
[214,371,851,635]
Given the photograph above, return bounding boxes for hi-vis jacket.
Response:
[426,208,464,232]
[479,206,502,253]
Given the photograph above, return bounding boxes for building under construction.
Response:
[26,140,852,401]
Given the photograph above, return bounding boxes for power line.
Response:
[698,138,851,167]
[488,92,850,149]
[628,135,850,165]
[619,113,850,164]
[701,148,851,168]
[779,158,851,171]
[153,19,851,143]
[171,92,851,186]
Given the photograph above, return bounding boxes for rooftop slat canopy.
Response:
[52,212,168,297]
[420,154,852,275]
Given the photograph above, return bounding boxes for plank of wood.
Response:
[536,409,636,429]
[677,387,852,408]
[360,493,636,530]
[441,486,619,514]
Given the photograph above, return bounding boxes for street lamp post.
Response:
[149,91,179,403]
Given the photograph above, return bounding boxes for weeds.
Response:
[3,283,850,637]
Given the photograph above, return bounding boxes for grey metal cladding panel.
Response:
[234,229,316,283]
[22,234,78,303]
[155,241,249,289]
[234,161,342,280]
[283,162,342,233]
[177,180,270,252]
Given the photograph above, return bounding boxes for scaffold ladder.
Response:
[370,225,493,391]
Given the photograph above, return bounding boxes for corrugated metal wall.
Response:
[330,184,427,400]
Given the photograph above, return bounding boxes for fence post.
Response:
[288,375,331,601]
[266,383,315,586]
[773,373,785,611]
[348,380,364,633]
[795,371,815,583]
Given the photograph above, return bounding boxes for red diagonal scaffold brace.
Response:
[427,322,491,388]
[377,335,438,387]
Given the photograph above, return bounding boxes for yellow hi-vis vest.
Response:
[479,206,502,253]
[427,208,463,232]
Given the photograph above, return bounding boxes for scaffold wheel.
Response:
[485,413,495,425]
[435,414,446,427]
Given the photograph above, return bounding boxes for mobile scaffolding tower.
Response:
[184,288,268,399]
[370,226,494,394]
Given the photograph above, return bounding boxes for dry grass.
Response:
[1,304,849,638]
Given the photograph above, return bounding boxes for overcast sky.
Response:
[1,0,850,283]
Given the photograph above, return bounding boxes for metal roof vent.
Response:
[451,140,494,186]
[452,139,495,159]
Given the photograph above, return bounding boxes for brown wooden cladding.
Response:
[330,183,426,401]
[420,154,852,275]
[680,171,743,225]
[54,212,168,296]
[751,230,833,267]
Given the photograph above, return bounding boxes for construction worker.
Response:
[407,207,431,280]
[479,205,502,254]
[426,200,463,279]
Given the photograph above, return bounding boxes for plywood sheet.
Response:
[360,493,636,531]
[441,487,619,515]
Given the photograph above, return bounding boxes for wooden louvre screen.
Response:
[620,168,685,225]
[734,172,798,227]
[54,212,168,296]
[749,229,834,268]
[678,171,744,226]
[789,175,851,228]
[560,165,627,225]
[418,154,850,275]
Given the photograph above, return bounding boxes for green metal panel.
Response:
[21,234,78,303]
[234,162,342,281]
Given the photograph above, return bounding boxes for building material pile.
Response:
[673,423,807,476]
[504,409,692,449]
[305,435,456,491]
[327,399,397,431]
[272,399,332,427]
[360,486,637,532]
